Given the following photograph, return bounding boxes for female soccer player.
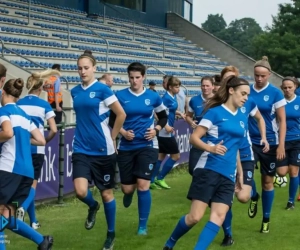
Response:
[16,70,58,229]
[0,78,53,250]
[151,76,185,190]
[162,76,249,250]
[109,62,167,235]
[277,77,300,209]
[71,50,126,250]
[247,56,286,233]
[186,76,214,175]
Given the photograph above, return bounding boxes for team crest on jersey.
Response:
[294,105,299,110]
[145,99,150,105]
[240,121,245,128]
[149,164,153,171]
[247,171,252,178]
[270,163,275,169]
[263,95,269,101]
[104,175,110,182]
[89,92,96,98]
[241,107,246,113]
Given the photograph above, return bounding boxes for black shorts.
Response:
[188,146,204,175]
[72,153,116,190]
[277,140,300,167]
[242,161,255,186]
[187,168,235,207]
[0,170,33,206]
[158,136,179,154]
[252,144,278,176]
[32,154,45,180]
[117,147,158,185]
[50,101,63,124]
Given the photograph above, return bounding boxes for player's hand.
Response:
[235,174,243,192]
[123,130,135,141]
[209,140,227,155]
[190,120,198,129]
[56,106,62,112]
[276,144,285,160]
[144,128,156,141]
[112,139,118,154]
[180,113,186,120]
[165,125,174,134]
[260,138,269,153]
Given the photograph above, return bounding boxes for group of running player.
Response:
[0,51,299,250]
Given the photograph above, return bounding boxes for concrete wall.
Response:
[166,13,283,87]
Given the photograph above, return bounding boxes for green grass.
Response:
[5,169,299,250]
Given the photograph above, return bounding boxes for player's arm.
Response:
[252,109,269,152]
[108,101,126,141]
[54,78,62,112]
[31,122,46,146]
[235,151,243,192]
[0,116,13,142]
[175,110,186,120]
[276,106,286,160]
[45,117,57,143]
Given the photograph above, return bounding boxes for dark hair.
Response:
[3,78,24,98]
[52,64,61,71]
[203,76,249,114]
[201,76,214,85]
[0,64,7,78]
[77,50,97,66]
[127,62,146,76]
[213,74,221,85]
[167,76,181,90]
[282,76,299,88]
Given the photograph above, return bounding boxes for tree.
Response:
[201,14,227,34]
[252,1,300,76]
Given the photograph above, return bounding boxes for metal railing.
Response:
[0,40,70,90]
[67,18,110,71]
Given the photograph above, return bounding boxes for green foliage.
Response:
[201,14,227,34]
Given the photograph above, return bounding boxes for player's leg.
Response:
[72,153,100,230]
[150,151,166,190]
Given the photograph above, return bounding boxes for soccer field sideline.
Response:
[5,170,299,250]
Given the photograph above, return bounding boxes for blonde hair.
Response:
[27,69,61,93]
[221,66,239,80]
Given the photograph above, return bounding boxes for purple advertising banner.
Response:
[35,120,192,201]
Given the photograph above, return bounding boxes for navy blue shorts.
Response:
[0,170,33,207]
[241,161,255,186]
[117,147,158,185]
[188,146,204,175]
[72,153,116,190]
[158,136,179,154]
[32,154,45,180]
[187,168,235,207]
[252,144,278,176]
[277,140,300,167]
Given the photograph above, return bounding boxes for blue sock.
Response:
[28,199,37,224]
[137,190,151,229]
[151,160,162,183]
[289,177,299,203]
[194,221,220,250]
[222,208,232,236]
[0,231,6,250]
[165,216,192,248]
[251,179,257,199]
[262,189,274,220]
[8,217,43,245]
[298,171,300,187]
[79,189,97,208]
[103,199,116,232]
[157,158,177,180]
[21,187,35,211]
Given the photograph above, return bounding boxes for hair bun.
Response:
[262,56,268,61]
[214,74,221,82]
[13,78,24,90]
[83,50,92,55]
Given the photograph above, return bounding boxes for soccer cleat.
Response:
[85,202,100,230]
[248,194,260,218]
[260,222,270,233]
[221,235,234,246]
[123,193,134,208]
[137,227,148,236]
[150,183,162,190]
[163,247,173,250]
[37,236,53,250]
[32,222,41,230]
[103,231,115,250]
[16,207,25,221]
[286,202,295,210]
[155,179,171,189]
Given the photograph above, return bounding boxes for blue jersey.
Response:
[285,96,300,141]
[195,105,247,182]
[17,95,55,154]
[0,103,36,178]
[248,83,286,145]
[239,97,258,162]
[71,80,118,156]
[159,91,178,138]
[295,87,300,96]
[116,88,166,150]
[188,94,206,124]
